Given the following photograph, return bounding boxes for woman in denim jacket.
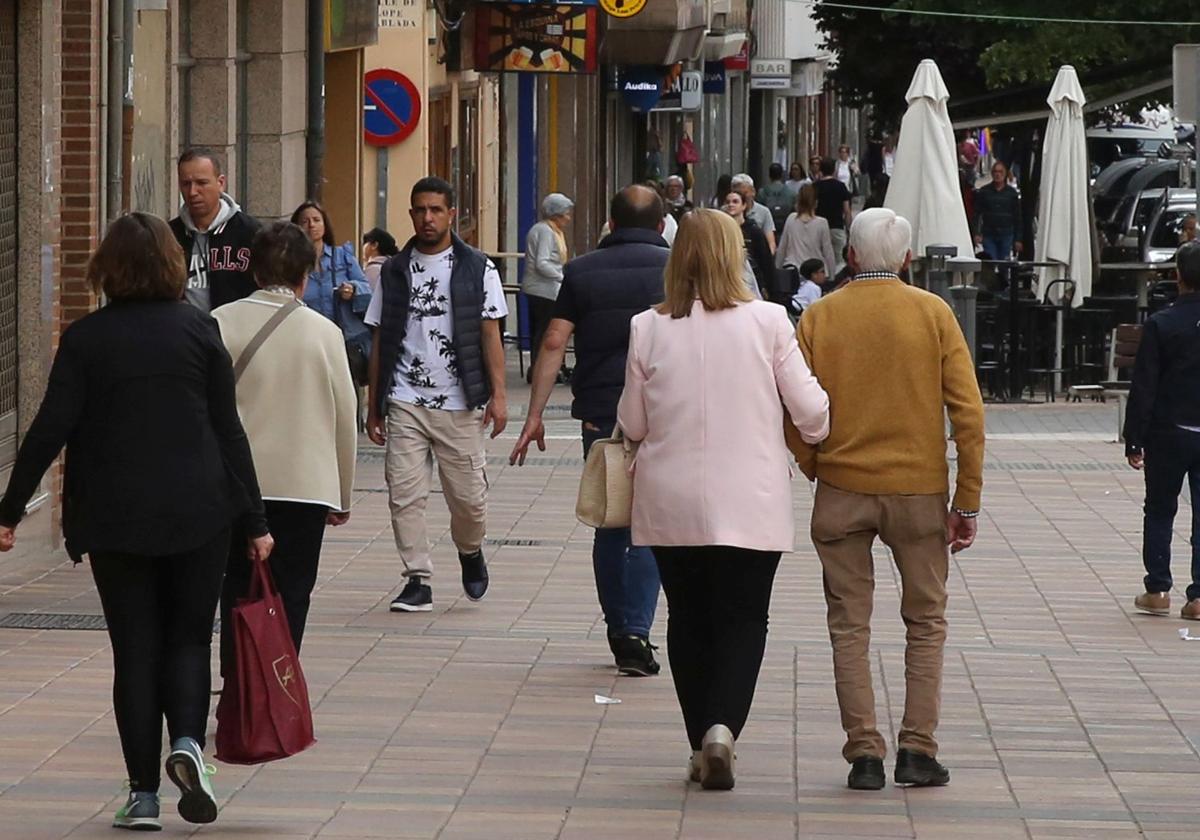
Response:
[291,202,372,383]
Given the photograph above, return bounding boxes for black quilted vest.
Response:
[374,233,490,416]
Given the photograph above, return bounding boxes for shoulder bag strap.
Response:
[233,298,301,384]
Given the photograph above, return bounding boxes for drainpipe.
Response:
[306,0,325,201]
[179,0,195,149]
[105,0,126,223]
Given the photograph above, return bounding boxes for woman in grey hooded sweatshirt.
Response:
[522,193,573,374]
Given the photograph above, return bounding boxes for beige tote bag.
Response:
[575,428,638,529]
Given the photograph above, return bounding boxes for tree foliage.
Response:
[812,0,1200,130]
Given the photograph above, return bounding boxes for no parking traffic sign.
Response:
[364,69,421,147]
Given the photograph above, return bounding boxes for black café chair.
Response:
[1147,279,1179,315]
[974,303,1006,400]
[1025,279,1077,402]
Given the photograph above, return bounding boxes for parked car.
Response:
[1087,122,1175,174]
[1106,188,1166,259]
[1092,157,1154,221]
[1142,189,1197,264]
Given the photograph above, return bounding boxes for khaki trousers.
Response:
[811,481,949,761]
[385,400,488,580]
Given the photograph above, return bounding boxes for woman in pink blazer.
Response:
[617,209,829,790]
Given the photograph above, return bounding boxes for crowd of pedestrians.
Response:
[0,144,996,826]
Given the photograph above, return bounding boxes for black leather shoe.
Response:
[894,748,949,787]
[847,756,885,790]
[459,550,489,601]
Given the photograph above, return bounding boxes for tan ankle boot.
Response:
[1182,599,1200,621]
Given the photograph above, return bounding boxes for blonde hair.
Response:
[658,209,753,319]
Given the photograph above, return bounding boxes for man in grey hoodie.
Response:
[168,149,261,312]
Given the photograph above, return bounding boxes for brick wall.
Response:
[59,0,100,330]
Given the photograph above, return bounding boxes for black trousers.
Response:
[220,501,327,677]
[527,294,557,369]
[652,546,781,750]
[90,527,230,793]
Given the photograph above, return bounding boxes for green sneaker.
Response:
[112,790,161,831]
[164,737,218,824]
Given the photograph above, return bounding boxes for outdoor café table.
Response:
[1098,262,1176,310]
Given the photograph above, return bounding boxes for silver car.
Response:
[1142,189,1197,264]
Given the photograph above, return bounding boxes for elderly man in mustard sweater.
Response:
[788,207,985,793]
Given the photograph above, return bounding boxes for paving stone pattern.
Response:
[0,393,1196,839]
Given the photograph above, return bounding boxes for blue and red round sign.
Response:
[364,69,421,147]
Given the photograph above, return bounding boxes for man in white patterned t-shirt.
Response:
[365,177,508,612]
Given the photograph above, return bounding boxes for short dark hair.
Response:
[289,201,335,247]
[363,227,398,256]
[411,176,455,208]
[177,148,224,177]
[251,221,315,290]
[88,213,186,301]
[799,258,825,280]
[769,163,784,181]
[611,184,665,231]
[1178,240,1200,289]
[820,157,836,177]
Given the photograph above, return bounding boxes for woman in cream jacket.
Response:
[617,209,829,791]
[212,221,358,675]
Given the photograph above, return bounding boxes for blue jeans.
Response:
[1143,429,1200,601]
[982,234,1015,261]
[582,421,660,638]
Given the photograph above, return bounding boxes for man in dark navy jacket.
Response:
[510,185,669,676]
[1125,240,1200,621]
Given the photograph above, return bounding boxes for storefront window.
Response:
[457,90,479,245]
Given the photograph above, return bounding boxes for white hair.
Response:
[848,207,912,273]
[731,173,754,188]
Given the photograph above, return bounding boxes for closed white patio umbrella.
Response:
[884,59,975,261]
[1036,66,1092,394]
[1036,65,1092,306]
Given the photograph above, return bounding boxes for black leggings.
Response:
[652,546,781,750]
[90,528,230,793]
[220,501,327,677]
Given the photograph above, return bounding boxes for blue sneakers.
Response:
[112,790,161,831]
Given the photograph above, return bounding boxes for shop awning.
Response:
[601,0,710,65]
[704,32,747,62]
[950,77,1171,130]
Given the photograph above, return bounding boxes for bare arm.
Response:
[366,327,385,445]
[510,318,574,465]
[481,319,507,438]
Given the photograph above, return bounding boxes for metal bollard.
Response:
[949,284,979,361]
[924,244,958,302]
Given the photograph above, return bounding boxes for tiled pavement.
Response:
[1,384,1197,839]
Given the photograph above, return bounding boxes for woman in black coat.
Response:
[722,188,774,297]
[0,213,273,831]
